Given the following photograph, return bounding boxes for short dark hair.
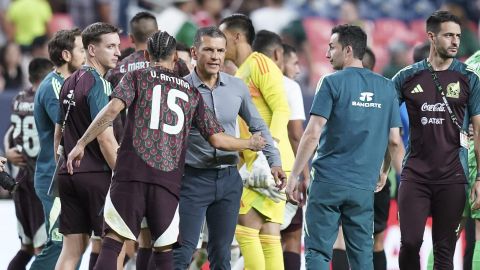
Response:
[31,35,49,50]
[147,31,176,61]
[252,30,283,57]
[282,43,297,58]
[175,58,190,77]
[219,14,255,45]
[176,42,190,54]
[130,11,158,43]
[82,22,120,49]
[119,47,135,61]
[48,28,82,67]
[331,24,367,60]
[413,42,430,62]
[362,47,376,70]
[28,58,53,84]
[193,26,226,48]
[426,10,461,34]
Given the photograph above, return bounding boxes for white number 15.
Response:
[149,85,189,135]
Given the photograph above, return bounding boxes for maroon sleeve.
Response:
[112,70,136,107]
[193,90,224,139]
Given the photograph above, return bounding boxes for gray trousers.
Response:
[173,165,243,270]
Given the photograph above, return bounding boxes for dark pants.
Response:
[305,181,374,270]
[173,165,243,270]
[398,181,466,270]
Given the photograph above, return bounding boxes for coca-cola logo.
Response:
[421,102,445,112]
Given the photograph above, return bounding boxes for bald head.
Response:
[130,12,158,44]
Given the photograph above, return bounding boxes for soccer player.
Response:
[106,12,157,88]
[219,14,292,270]
[465,49,480,270]
[173,26,284,270]
[65,30,267,270]
[279,43,308,270]
[393,11,480,269]
[286,24,403,270]
[53,22,120,270]
[251,31,308,270]
[32,28,85,270]
[6,58,53,270]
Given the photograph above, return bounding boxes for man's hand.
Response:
[471,180,480,211]
[286,173,309,206]
[0,156,6,172]
[271,166,287,189]
[375,172,388,193]
[248,132,266,151]
[6,147,26,167]
[66,143,85,175]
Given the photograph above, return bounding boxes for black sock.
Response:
[283,251,301,270]
[148,252,156,270]
[7,250,32,270]
[123,254,130,266]
[373,250,387,270]
[93,238,123,270]
[332,249,349,270]
[137,248,152,270]
[153,250,173,270]
[89,252,99,270]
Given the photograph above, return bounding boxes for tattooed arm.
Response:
[66,98,125,174]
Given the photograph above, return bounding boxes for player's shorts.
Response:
[104,181,179,247]
[13,169,47,248]
[57,171,111,236]
[374,179,391,234]
[239,187,285,224]
[281,203,303,233]
[463,140,480,219]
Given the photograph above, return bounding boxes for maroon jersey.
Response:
[58,66,112,174]
[106,50,149,88]
[393,59,480,184]
[10,87,38,177]
[111,66,224,195]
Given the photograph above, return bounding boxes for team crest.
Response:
[446,81,460,98]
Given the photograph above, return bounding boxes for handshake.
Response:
[239,152,286,203]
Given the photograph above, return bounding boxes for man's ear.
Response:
[129,34,135,45]
[273,48,282,62]
[144,50,150,62]
[427,31,435,42]
[61,49,72,63]
[173,51,179,63]
[87,44,96,57]
[191,46,198,60]
[234,32,242,43]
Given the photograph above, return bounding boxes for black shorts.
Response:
[13,169,46,247]
[374,179,391,234]
[104,181,179,247]
[282,206,303,233]
[58,171,111,236]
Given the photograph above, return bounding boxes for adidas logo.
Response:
[411,84,423,94]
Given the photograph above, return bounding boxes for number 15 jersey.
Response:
[111,66,224,196]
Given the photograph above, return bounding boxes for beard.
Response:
[435,42,457,60]
[437,47,457,59]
